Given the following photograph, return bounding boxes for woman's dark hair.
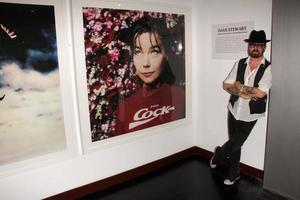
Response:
[118,15,176,85]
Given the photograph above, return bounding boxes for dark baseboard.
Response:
[44,146,263,200]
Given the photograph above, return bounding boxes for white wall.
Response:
[194,0,272,170]
[0,127,193,199]
[0,0,272,199]
[0,0,195,199]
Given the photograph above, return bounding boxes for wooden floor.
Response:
[79,157,289,200]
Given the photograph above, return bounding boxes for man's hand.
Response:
[234,81,243,90]
[223,81,266,100]
[241,85,266,98]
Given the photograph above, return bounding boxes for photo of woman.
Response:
[112,15,185,136]
[82,8,186,141]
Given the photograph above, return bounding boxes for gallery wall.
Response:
[0,0,272,199]
[0,0,194,199]
[194,0,272,170]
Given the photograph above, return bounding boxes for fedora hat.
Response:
[244,30,271,43]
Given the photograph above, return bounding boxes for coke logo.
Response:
[134,106,175,121]
[129,105,175,130]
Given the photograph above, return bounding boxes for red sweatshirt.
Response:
[113,83,185,136]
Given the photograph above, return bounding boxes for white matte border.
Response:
[0,0,80,177]
[72,0,192,154]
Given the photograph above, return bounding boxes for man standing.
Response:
[210,30,272,185]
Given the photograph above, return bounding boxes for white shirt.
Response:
[224,57,272,121]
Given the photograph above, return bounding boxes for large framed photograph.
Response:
[72,0,191,152]
[0,0,78,174]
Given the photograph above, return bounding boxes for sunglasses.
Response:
[249,43,265,48]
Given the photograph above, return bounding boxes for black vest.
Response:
[229,57,271,114]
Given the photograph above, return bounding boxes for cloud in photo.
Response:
[0,62,59,91]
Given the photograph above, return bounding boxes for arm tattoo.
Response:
[226,87,240,96]
[243,86,254,95]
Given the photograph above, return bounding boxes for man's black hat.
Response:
[244,30,271,43]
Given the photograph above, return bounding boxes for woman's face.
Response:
[133,32,166,85]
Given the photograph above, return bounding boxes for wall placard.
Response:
[212,21,254,60]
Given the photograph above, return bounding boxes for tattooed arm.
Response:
[225,81,267,100]
[223,83,240,96]
[240,85,267,98]
[223,61,269,99]
[223,82,252,99]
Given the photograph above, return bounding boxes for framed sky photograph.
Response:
[0,0,78,174]
[72,0,191,152]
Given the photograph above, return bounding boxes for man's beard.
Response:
[249,50,261,58]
